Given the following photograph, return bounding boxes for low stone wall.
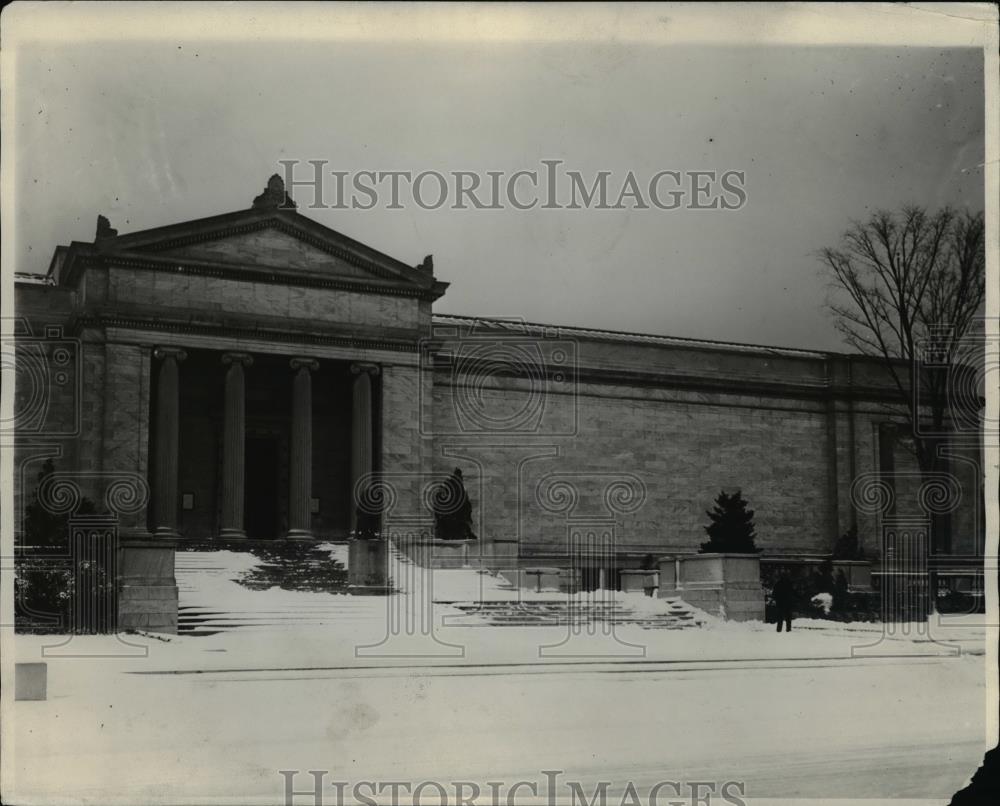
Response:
[659,553,764,621]
[489,539,520,563]
[834,560,872,591]
[392,537,478,568]
[760,557,874,592]
[508,567,580,593]
[619,570,658,595]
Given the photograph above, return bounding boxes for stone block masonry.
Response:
[426,321,951,561]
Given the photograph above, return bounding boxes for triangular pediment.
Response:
[150,224,372,279]
[73,206,444,299]
[48,175,448,300]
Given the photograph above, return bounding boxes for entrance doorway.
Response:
[244,436,279,539]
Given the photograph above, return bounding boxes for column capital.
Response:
[221,352,254,368]
[154,347,187,362]
[350,362,380,377]
[290,357,320,373]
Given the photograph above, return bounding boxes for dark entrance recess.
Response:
[245,436,279,539]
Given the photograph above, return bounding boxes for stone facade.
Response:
[12,177,984,632]
[426,318,982,565]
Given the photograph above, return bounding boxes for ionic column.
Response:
[151,347,187,538]
[287,357,319,540]
[350,363,380,531]
[219,352,253,539]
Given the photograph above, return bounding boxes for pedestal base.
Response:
[349,538,389,588]
[117,538,179,634]
[659,553,764,621]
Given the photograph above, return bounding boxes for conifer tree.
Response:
[700,489,758,553]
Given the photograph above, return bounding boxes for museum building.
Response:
[13,175,984,631]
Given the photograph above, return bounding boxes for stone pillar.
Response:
[219,352,253,539]
[287,357,319,539]
[151,347,186,538]
[350,363,380,532]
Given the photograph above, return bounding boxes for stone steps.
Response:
[177,604,390,635]
[177,601,703,635]
[175,546,706,635]
[442,600,703,630]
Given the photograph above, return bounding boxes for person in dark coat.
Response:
[772,572,795,633]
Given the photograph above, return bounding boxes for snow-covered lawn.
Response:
[4,634,991,804]
[3,548,992,804]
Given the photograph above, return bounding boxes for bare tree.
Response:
[820,205,985,551]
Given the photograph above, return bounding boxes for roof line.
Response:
[431,313,841,358]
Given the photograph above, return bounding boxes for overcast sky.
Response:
[6,6,986,351]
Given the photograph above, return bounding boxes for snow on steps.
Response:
[175,546,706,635]
[441,599,704,630]
[175,547,377,636]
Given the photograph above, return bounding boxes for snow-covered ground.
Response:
[165,548,989,669]
[3,548,993,805]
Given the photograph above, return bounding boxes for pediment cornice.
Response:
[48,203,448,302]
[70,248,445,300]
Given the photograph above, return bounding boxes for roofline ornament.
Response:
[252,173,297,210]
[95,214,118,241]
